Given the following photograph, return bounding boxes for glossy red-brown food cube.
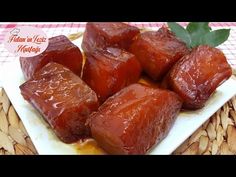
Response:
[129,27,189,81]
[82,47,142,103]
[20,35,83,80]
[82,22,140,53]
[162,45,232,110]
[88,83,182,154]
[20,62,99,143]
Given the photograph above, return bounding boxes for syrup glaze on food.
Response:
[20,62,99,143]
[82,22,140,53]
[88,84,182,154]
[20,35,83,80]
[162,45,232,109]
[19,22,233,154]
[82,47,141,103]
[130,27,189,81]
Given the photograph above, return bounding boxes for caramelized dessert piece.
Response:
[88,83,182,154]
[82,22,140,53]
[162,45,232,109]
[20,35,83,80]
[130,27,189,81]
[82,47,142,103]
[20,62,99,143]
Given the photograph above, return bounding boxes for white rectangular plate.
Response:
[1,36,236,155]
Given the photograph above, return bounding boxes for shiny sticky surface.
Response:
[2,39,236,154]
[88,83,182,154]
[82,47,141,103]
[130,27,189,80]
[82,22,140,53]
[2,32,236,155]
[20,35,83,80]
[162,45,232,109]
[20,62,99,143]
